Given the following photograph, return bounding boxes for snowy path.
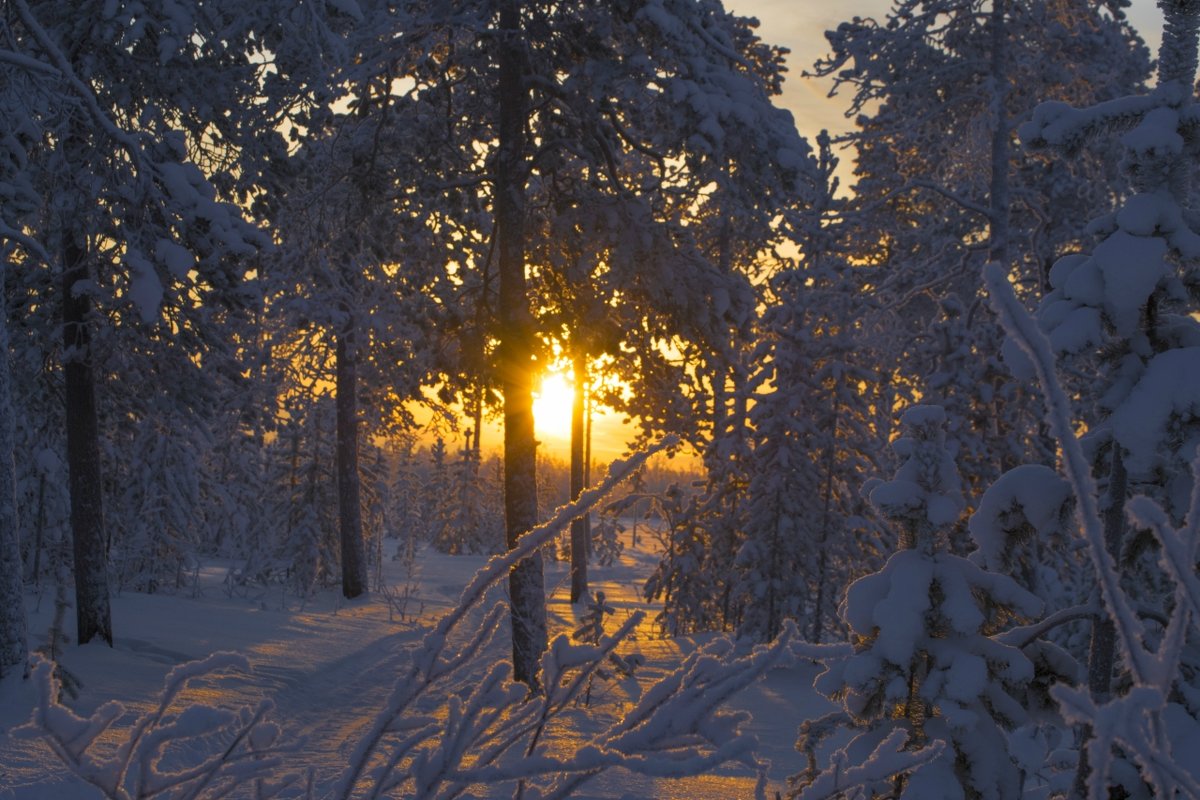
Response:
[1,528,826,799]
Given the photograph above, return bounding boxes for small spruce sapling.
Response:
[794,405,1044,799]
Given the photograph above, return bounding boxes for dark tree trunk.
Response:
[62,236,112,647]
[569,351,588,604]
[336,326,368,599]
[0,257,28,676]
[1071,444,1129,800]
[472,383,483,457]
[811,397,841,643]
[583,379,592,490]
[987,0,1010,267]
[496,0,546,689]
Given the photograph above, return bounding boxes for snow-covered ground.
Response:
[0,528,829,799]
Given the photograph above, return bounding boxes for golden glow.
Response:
[534,370,576,442]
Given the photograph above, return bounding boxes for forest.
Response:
[1,0,1198,798]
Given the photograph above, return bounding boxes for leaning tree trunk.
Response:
[0,256,28,676]
[496,0,546,690]
[336,321,368,600]
[62,230,112,647]
[569,351,588,604]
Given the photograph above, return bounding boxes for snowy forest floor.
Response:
[0,526,828,799]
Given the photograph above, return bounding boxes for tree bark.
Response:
[0,256,28,676]
[336,325,368,599]
[811,396,841,643]
[569,351,588,604]
[1071,444,1129,800]
[62,231,113,647]
[987,0,1010,267]
[496,0,546,689]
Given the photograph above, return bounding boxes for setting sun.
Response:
[533,371,575,441]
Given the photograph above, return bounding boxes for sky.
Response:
[734,0,1166,149]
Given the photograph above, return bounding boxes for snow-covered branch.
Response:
[12,0,154,183]
[0,46,60,76]
[335,439,681,797]
[983,262,1153,685]
[20,653,301,800]
[998,602,1102,650]
[795,730,945,800]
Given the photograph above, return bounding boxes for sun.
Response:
[533,371,575,442]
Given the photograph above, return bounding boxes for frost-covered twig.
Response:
[1054,685,1200,800]
[1127,494,1200,636]
[983,263,1152,685]
[334,439,676,798]
[795,729,945,800]
[20,653,300,800]
[1125,451,1200,692]
[539,625,796,800]
[787,640,853,662]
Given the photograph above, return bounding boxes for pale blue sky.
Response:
[734,0,1166,147]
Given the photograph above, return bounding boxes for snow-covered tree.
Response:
[0,0,358,643]
[991,0,1200,792]
[813,0,1150,498]
[794,405,1046,799]
[339,0,817,687]
[732,137,889,644]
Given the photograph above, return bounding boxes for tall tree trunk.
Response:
[583,377,592,554]
[811,396,841,644]
[336,324,367,599]
[1071,445,1129,799]
[583,379,592,489]
[62,231,112,647]
[496,0,546,689]
[987,0,1010,267]
[472,383,483,458]
[569,351,588,603]
[0,256,28,676]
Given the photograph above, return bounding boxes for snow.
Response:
[0,526,827,799]
[123,250,164,325]
[1093,231,1169,337]
[1119,106,1183,157]
[153,239,195,279]
[1110,347,1200,478]
[968,464,1072,571]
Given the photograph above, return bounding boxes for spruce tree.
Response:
[795,405,1044,799]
